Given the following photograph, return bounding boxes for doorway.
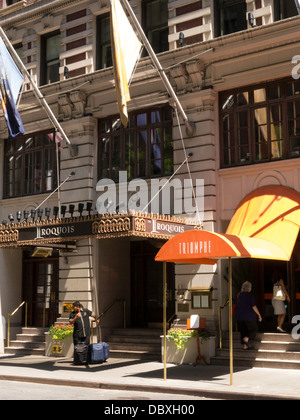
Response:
[291,239,300,318]
[130,240,175,328]
[23,253,59,327]
[253,254,300,332]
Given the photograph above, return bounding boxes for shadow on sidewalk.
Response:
[124,363,250,383]
[0,354,251,386]
[0,354,147,373]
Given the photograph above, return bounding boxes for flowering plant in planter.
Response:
[48,324,74,341]
[167,328,197,350]
[167,328,213,350]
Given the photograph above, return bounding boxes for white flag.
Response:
[110,0,142,127]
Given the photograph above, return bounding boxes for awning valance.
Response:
[155,229,291,264]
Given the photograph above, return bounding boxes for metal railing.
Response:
[218,299,229,349]
[92,298,126,331]
[91,299,126,342]
[7,301,28,348]
[167,313,177,329]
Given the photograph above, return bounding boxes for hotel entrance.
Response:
[22,252,59,327]
[253,236,300,331]
[131,240,175,328]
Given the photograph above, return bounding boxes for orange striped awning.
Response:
[155,186,300,264]
[226,185,300,262]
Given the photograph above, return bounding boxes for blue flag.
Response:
[0,37,24,139]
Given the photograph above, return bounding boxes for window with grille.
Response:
[4,130,59,198]
[98,106,173,182]
[220,79,300,167]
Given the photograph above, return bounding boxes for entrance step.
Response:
[211,332,300,369]
[106,328,162,361]
[4,327,48,356]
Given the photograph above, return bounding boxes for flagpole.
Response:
[0,26,78,158]
[120,0,196,137]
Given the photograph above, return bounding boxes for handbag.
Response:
[273,283,286,301]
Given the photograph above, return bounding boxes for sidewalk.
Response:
[0,354,300,400]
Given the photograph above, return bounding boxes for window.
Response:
[143,0,169,53]
[4,130,59,198]
[215,0,247,37]
[98,106,173,182]
[96,14,113,70]
[274,0,298,20]
[220,79,300,167]
[40,32,60,85]
[191,289,212,309]
[6,0,21,5]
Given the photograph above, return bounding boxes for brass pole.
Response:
[43,302,46,328]
[123,300,126,329]
[7,315,11,348]
[163,261,167,381]
[25,302,28,329]
[228,257,233,386]
[218,306,222,349]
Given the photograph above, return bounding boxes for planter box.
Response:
[45,333,74,358]
[161,336,215,365]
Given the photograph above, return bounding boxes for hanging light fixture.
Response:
[78,203,84,217]
[23,210,29,222]
[30,209,36,221]
[53,207,59,219]
[45,208,51,220]
[16,211,22,223]
[86,202,93,216]
[61,206,67,218]
[37,208,43,221]
[69,204,75,217]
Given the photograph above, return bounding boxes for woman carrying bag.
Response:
[235,281,262,350]
[272,271,290,333]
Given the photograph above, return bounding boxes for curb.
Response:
[0,374,299,400]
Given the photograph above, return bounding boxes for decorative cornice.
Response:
[169,59,205,93]
[0,0,27,17]
[0,211,199,247]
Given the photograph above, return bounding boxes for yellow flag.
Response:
[110,0,142,127]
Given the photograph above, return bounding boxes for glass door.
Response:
[23,256,59,327]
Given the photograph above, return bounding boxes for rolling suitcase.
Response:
[74,343,88,365]
[88,342,110,364]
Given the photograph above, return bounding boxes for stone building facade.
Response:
[0,0,299,350]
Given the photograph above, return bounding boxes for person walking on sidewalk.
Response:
[235,281,262,350]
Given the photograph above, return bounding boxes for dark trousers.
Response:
[73,336,90,346]
[237,321,258,344]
